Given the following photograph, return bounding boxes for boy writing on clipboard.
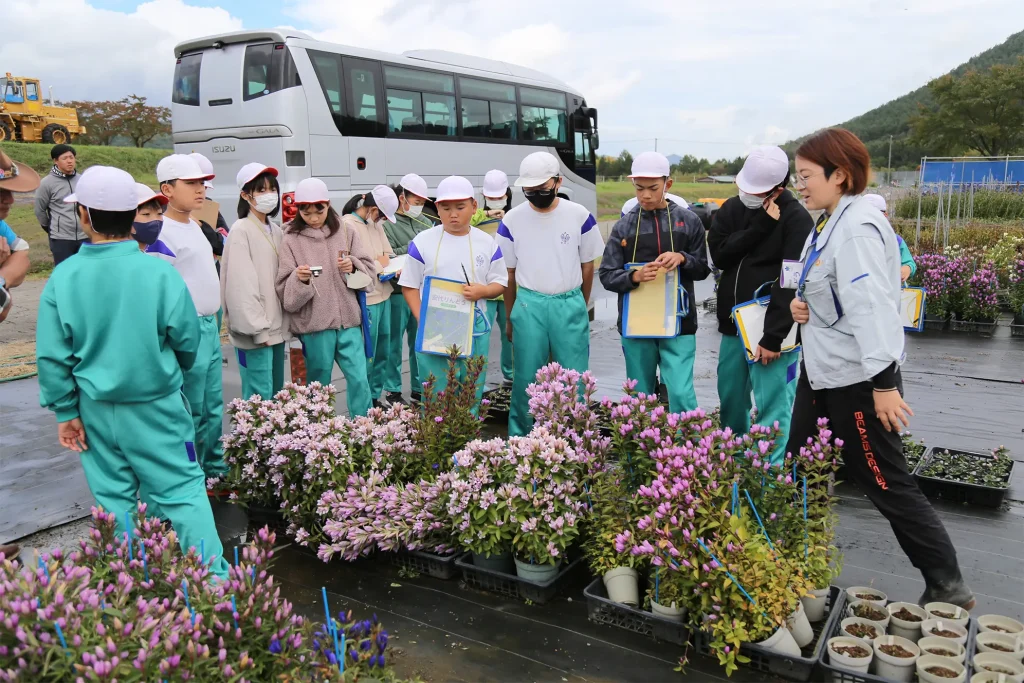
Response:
[599,152,711,413]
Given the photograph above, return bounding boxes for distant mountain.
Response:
[785,30,1024,169]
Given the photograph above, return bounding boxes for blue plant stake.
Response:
[53,621,69,656]
[731,481,738,516]
[200,539,205,566]
[696,539,768,619]
[321,587,333,633]
[141,544,149,582]
[181,579,195,625]
[331,620,342,673]
[234,546,240,568]
[743,489,777,554]
[38,558,49,582]
[341,633,346,675]
[230,595,240,630]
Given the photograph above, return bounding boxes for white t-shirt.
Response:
[496,199,604,295]
[398,226,508,313]
[153,216,221,317]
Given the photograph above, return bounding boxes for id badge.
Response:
[780,260,801,290]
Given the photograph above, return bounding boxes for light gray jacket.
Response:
[797,194,905,390]
[34,171,83,241]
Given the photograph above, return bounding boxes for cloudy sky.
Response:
[4,0,1024,160]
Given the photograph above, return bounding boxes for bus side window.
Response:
[342,57,385,137]
[244,44,274,100]
[519,87,567,144]
[173,53,202,107]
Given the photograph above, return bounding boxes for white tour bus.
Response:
[171,29,599,224]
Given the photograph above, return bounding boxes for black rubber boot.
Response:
[918,568,976,610]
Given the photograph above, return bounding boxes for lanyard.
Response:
[431,229,475,282]
[631,202,675,263]
[247,215,278,256]
[798,203,854,290]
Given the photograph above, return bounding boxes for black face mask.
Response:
[524,186,558,209]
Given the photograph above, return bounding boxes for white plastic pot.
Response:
[872,635,920,682]
[979,615,1024,636]
[925,602,971,628]
[917,654,966,683]
[917,636,966,664]
[602,567,639,607]
[972,653,1024,683]
[786,602,814,648]
[802,587,830,623]
[847,599,890,631]
[845,586,888,608]
[842,616,883,642]
[921,618,969,647]
[973,672,1022,683]
[650,599,686,623]
[887,601,928,640]
[976,633,1024,662]
[828,636,874,677]
[754,625,801,657]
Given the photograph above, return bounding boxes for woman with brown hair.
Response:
[785,128,974,610]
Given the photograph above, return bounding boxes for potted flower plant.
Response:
[583,467,644,606]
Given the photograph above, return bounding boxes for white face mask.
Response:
[486,198,505,210]
[251,192,279,214]
[404,203,423,218]
[738,190,765,210]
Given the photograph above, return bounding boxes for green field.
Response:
[596,180,736,221]
[0,141,169,188]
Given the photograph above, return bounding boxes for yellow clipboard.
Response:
[622,263,686,338]
[733,296,800,364]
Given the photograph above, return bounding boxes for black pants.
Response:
[49,238,88,266]
[785,367,961,583]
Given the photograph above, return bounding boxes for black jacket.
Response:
[599,203,711,335]
[707,191,813,351]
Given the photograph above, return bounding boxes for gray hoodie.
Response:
[34,169,82,241]
[797,194,905,390]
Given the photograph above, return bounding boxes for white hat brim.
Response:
[735,168,776,195]
[514,174,556,188]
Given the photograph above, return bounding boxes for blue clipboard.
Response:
[357,291,373,358]
[621,263,690,338]
[415,276,476,357]
[901,286,926,333]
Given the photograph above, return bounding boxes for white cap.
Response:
[629,151,671,179]
[515,152,560,188]
[435,176,475,203]
[63,166,138,211]
[157,154,215,184]
[236,162,279,191]
[189,153,215,189]
[399,173,429,200]
[135,182,168,207]
[371,184,399,223]
[294,178,330,205]
[862,194,887,213]
[622,193,689,215]
[482,169,509,198]
[736,146,790,194]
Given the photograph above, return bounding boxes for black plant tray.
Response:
[923,316,950,333]
[454,553,583,605]
[948,319,997,335]
[481,386,511,423]
[912,447,1013,508]
[1011,314,1024,338]
[582,576,690,645]
[389,548,459,580]
[693,585,845,682]
[819,611,977,683]
[245,503,287,532]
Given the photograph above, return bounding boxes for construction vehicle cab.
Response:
[0,74,86,144]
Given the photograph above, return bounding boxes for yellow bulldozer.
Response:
[0,73,86,144]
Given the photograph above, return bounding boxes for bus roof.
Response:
[174,29,582,97]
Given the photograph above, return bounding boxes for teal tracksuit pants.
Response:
[81,390,230,579]
[301,327,372,417]
[182,315,226,478]
[384,294,419,396]
[509,287,590,437]
[236,343,286,400]
[367,298,392,400]
[416,314,489,411]
[717,333,799,465]
[620,334,698,413]
[484,299,514,382]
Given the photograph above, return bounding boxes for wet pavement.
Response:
[1,278,1022,681]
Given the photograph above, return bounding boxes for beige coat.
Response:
[341,213,394,306]
[221,216,290,349]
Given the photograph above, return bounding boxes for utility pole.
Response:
[887,135,893,186]
[654,138,658,152]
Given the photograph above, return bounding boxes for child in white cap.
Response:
[276,178,377,417]
[470,169,514,386]
[132,183,168,253]
[36,165,229,579]
[497,152,604,436]
[398,175,507,408]
[340,185,400,408]
[382,173,436,404]
[863,193,915,281]
[600,151,711,413]
[220,163,290,401]
[154,154,226,482]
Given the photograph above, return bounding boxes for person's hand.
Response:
[463,284,489,302]
[653,252,685,270]
[296,265,312,283]
[764,196,781,220]
[486,209,505,219]
[0,237,10,264]
[59,418,89,452]
[791,297,810,324]
[753,346,781,365]
[0,293,11,323]
[631,263,659,284]
[337,255,354,274]
[376,253,390,268]
[874,389,914,432]
[900,265,912,282]
[506,319,514,343]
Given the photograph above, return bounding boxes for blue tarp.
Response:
[920,159,1024,185]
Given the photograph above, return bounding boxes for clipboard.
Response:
[194,198,220,228]
[378,254,407,282]
[732,295,800,364]
[621,263,690,338]
[415,276,475,357]
[357,291,373,358]
[900,286,926,333]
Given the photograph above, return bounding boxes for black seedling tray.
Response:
[913,447,1013,508]
[454,553,583,605]
[390,548,459,580]
[583,576,690,645]
[481,386,510,423]
[693,585,844,682]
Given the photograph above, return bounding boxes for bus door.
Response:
[341,57,387,188]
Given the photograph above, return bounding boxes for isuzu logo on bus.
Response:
[212,145,235,153]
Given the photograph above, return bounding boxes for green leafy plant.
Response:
[919,447,1013,488]
[583,467,644,576]
[901,432,927,471]
[447,439,518,558]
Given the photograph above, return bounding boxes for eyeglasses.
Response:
[298,203,328,215]
[793,171,828,189]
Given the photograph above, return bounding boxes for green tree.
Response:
[62,99,128,146]
[910,58,1024,157]
[119,94,171,148]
